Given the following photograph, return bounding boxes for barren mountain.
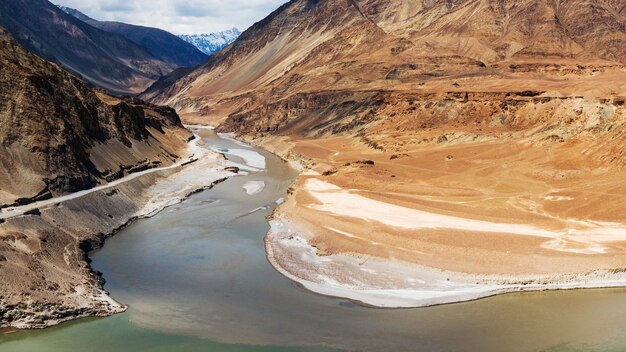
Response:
[146,0,626,304]
[0,26,222,328]
[146,0,626,134]
[0,0,177,94]
[0,27,191,210]
[147,0,626,119]
[58,6,208,69]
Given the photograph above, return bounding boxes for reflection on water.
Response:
[1,130,626,352]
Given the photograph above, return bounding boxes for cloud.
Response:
[100,0,135,12]
[54,0,287,34]
[173,2,211,17]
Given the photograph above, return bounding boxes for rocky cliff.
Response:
[0,27,191,210]
[0,26,209,329]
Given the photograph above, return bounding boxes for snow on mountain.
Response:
[178,28,241,56]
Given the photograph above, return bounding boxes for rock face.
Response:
[58,6,208,69]
[0,0,177,94]
[146,0,626,131]
[0,27,190,210]
[0,26,198,329]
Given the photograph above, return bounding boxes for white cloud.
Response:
[54,0,288,34]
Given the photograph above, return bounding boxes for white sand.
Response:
[301,170,321,176]
[226,148,266,169]
[262,178,626,307]
[266,217,626,308]
[304,178,626,254]
[184,124,215,130]
[138,146,229,218]
[242,181,265,195]
[211,147,266,171]
[324,226,357,238]
[217,132,252,147]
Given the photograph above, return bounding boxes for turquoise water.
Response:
[0,314,336,352]
[1,131,626,352]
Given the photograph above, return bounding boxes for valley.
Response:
[2,130,626,352]
[0,24,232,327]
[1,0,626,350]
[144,0,626,307]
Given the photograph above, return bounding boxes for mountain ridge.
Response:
[57,5,209,69]
[0,0,177,95]
[147,0,626,126]
[0,26,191,208]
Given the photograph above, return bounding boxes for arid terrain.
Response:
[2,0,626,332]
[0,0,208,95]
[0,25,193,209]
[0,27,232,328]
[146,0,626,305]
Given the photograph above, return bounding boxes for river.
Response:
[1,130,626,352]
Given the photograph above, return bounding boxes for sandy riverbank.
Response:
[266,215,626,308]
[241,132,626,308]
[0,130,238,329]
[0,327,18,335]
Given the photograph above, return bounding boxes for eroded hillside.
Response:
[147,0,626,125]
[143,0,626,305]
[0,27,193,209]
[0,26,232,328]
[0,0,179,94]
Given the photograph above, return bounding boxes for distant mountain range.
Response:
[59,4,239,58]
[0,0,209,95]
[0,0,171,95]
[178,29,241,56]
[57,6,208,69]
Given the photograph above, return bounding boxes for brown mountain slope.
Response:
[0,27,191,209]
[142,0,384,116]
[0,26,216,328]
[145,0,626,305]
[360,0,626,63]
[0,0,177,94]
[147,0,626,125]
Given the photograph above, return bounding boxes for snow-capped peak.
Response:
[178,28,241,56]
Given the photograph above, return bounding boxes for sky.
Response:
[54,0,287,34]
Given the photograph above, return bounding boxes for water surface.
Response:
[2,131,626,352]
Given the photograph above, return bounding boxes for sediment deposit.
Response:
[147,0,626,305]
